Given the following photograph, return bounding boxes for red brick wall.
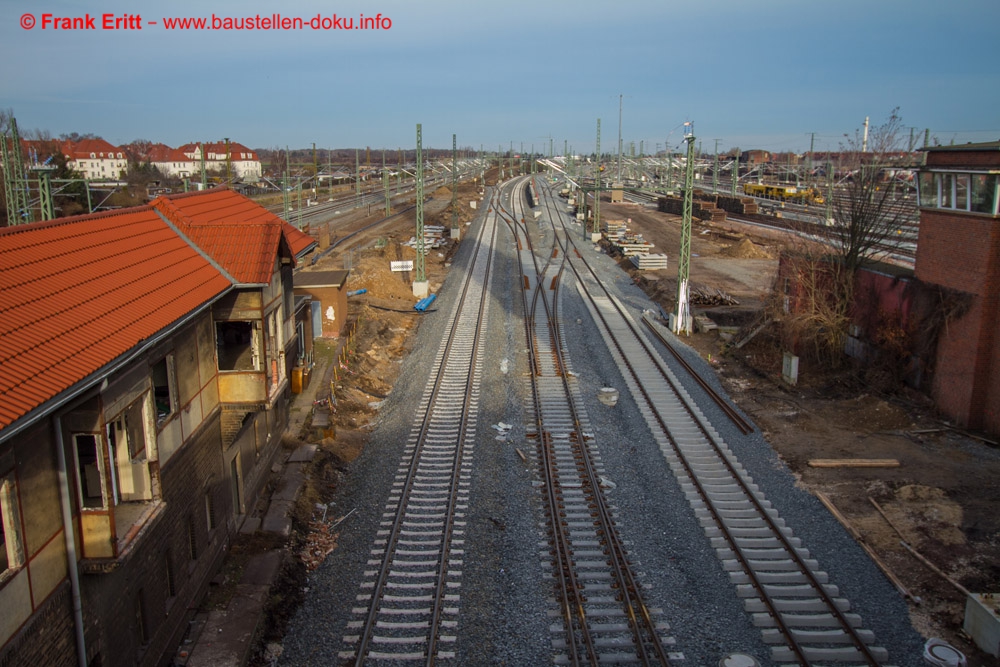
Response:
[0,584,76,667]
[914,205,1000,430]
[926,149,1000,169]
[914,209,993,294]
[80,412,230,667]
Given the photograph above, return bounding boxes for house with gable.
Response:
[61,138,128,181]
[145,143,196,179]
[0,188,314,666]
[178,141,262,182]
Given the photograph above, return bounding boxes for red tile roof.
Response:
[61,138,124,160]
[0,207,232,432]
[178,141,258,161]
[153,188,315,284]
[146,143,193,164]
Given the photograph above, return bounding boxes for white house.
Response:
[179,141,262,182]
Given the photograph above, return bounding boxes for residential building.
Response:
[179,142,262,182]
[145,143,196,179]
[0,188,315,666]
[61,138,128,181]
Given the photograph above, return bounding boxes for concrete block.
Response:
[287,444,317,463]
[271,463,306,502]
[238,517,261,535]
[964,593,1000,657]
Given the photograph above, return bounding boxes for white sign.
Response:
[391,260,414,272]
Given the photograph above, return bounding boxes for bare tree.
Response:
[829,109,913,273]
[770,110,920,371]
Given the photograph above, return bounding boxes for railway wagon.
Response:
[743,182,824,205]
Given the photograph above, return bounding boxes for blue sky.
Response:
[2,0,998,154]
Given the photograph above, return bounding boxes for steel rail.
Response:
[507,177,672,665]
[639,319,753,435]
[541,178,883,666]
[496,179,595,665]
[351,187,500,665]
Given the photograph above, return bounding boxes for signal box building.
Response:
[0,188,314,666]
[913,141,1000,432]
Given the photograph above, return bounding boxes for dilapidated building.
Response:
[0,188,314,666]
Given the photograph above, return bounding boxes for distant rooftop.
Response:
[920,141,1000,152]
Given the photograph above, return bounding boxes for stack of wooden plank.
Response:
[716,195,759,215]
[630,253,668,270]
[657,196,727,222]
[690,285,740,306]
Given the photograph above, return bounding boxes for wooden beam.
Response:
[808,459,900,468]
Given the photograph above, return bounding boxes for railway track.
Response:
[338,187,502,664]
[533,177,895,666]
[498,176,679,665]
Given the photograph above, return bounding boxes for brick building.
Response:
[913,141,1000,432]
[0,188,314,666]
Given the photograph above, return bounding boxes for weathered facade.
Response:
[914,142,1000,432]
[0,188,315,666]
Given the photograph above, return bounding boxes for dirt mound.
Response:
[722,238,773,259]
[433,186,452,198]
[345,242,418,302]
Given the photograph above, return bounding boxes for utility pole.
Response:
[413,124,428,298]
[674,123,696,335]
[731,147,740,196]
[282,147,290,221]
[355,148,360,197]
[383,149,390,216]
[617,94,623,183]
[593,118,601,239]
[713,139,720,192]
[451,134,459,239]
[34,167,56,221]
[807,133,815,182]
[224,137,232,184]
[1,116,33,225]
[200,142,207,190]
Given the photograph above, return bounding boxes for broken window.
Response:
[74,433,106,509]
[216,321,261,371]
[152,356,177,426]
[106,398,153,503]
[1,474,24,575]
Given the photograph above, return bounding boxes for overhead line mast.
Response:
[450,134,459,239]
[593,118,601,239]
[674,123,696,335]
[1,116,33,225]
[413,123,428,298]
